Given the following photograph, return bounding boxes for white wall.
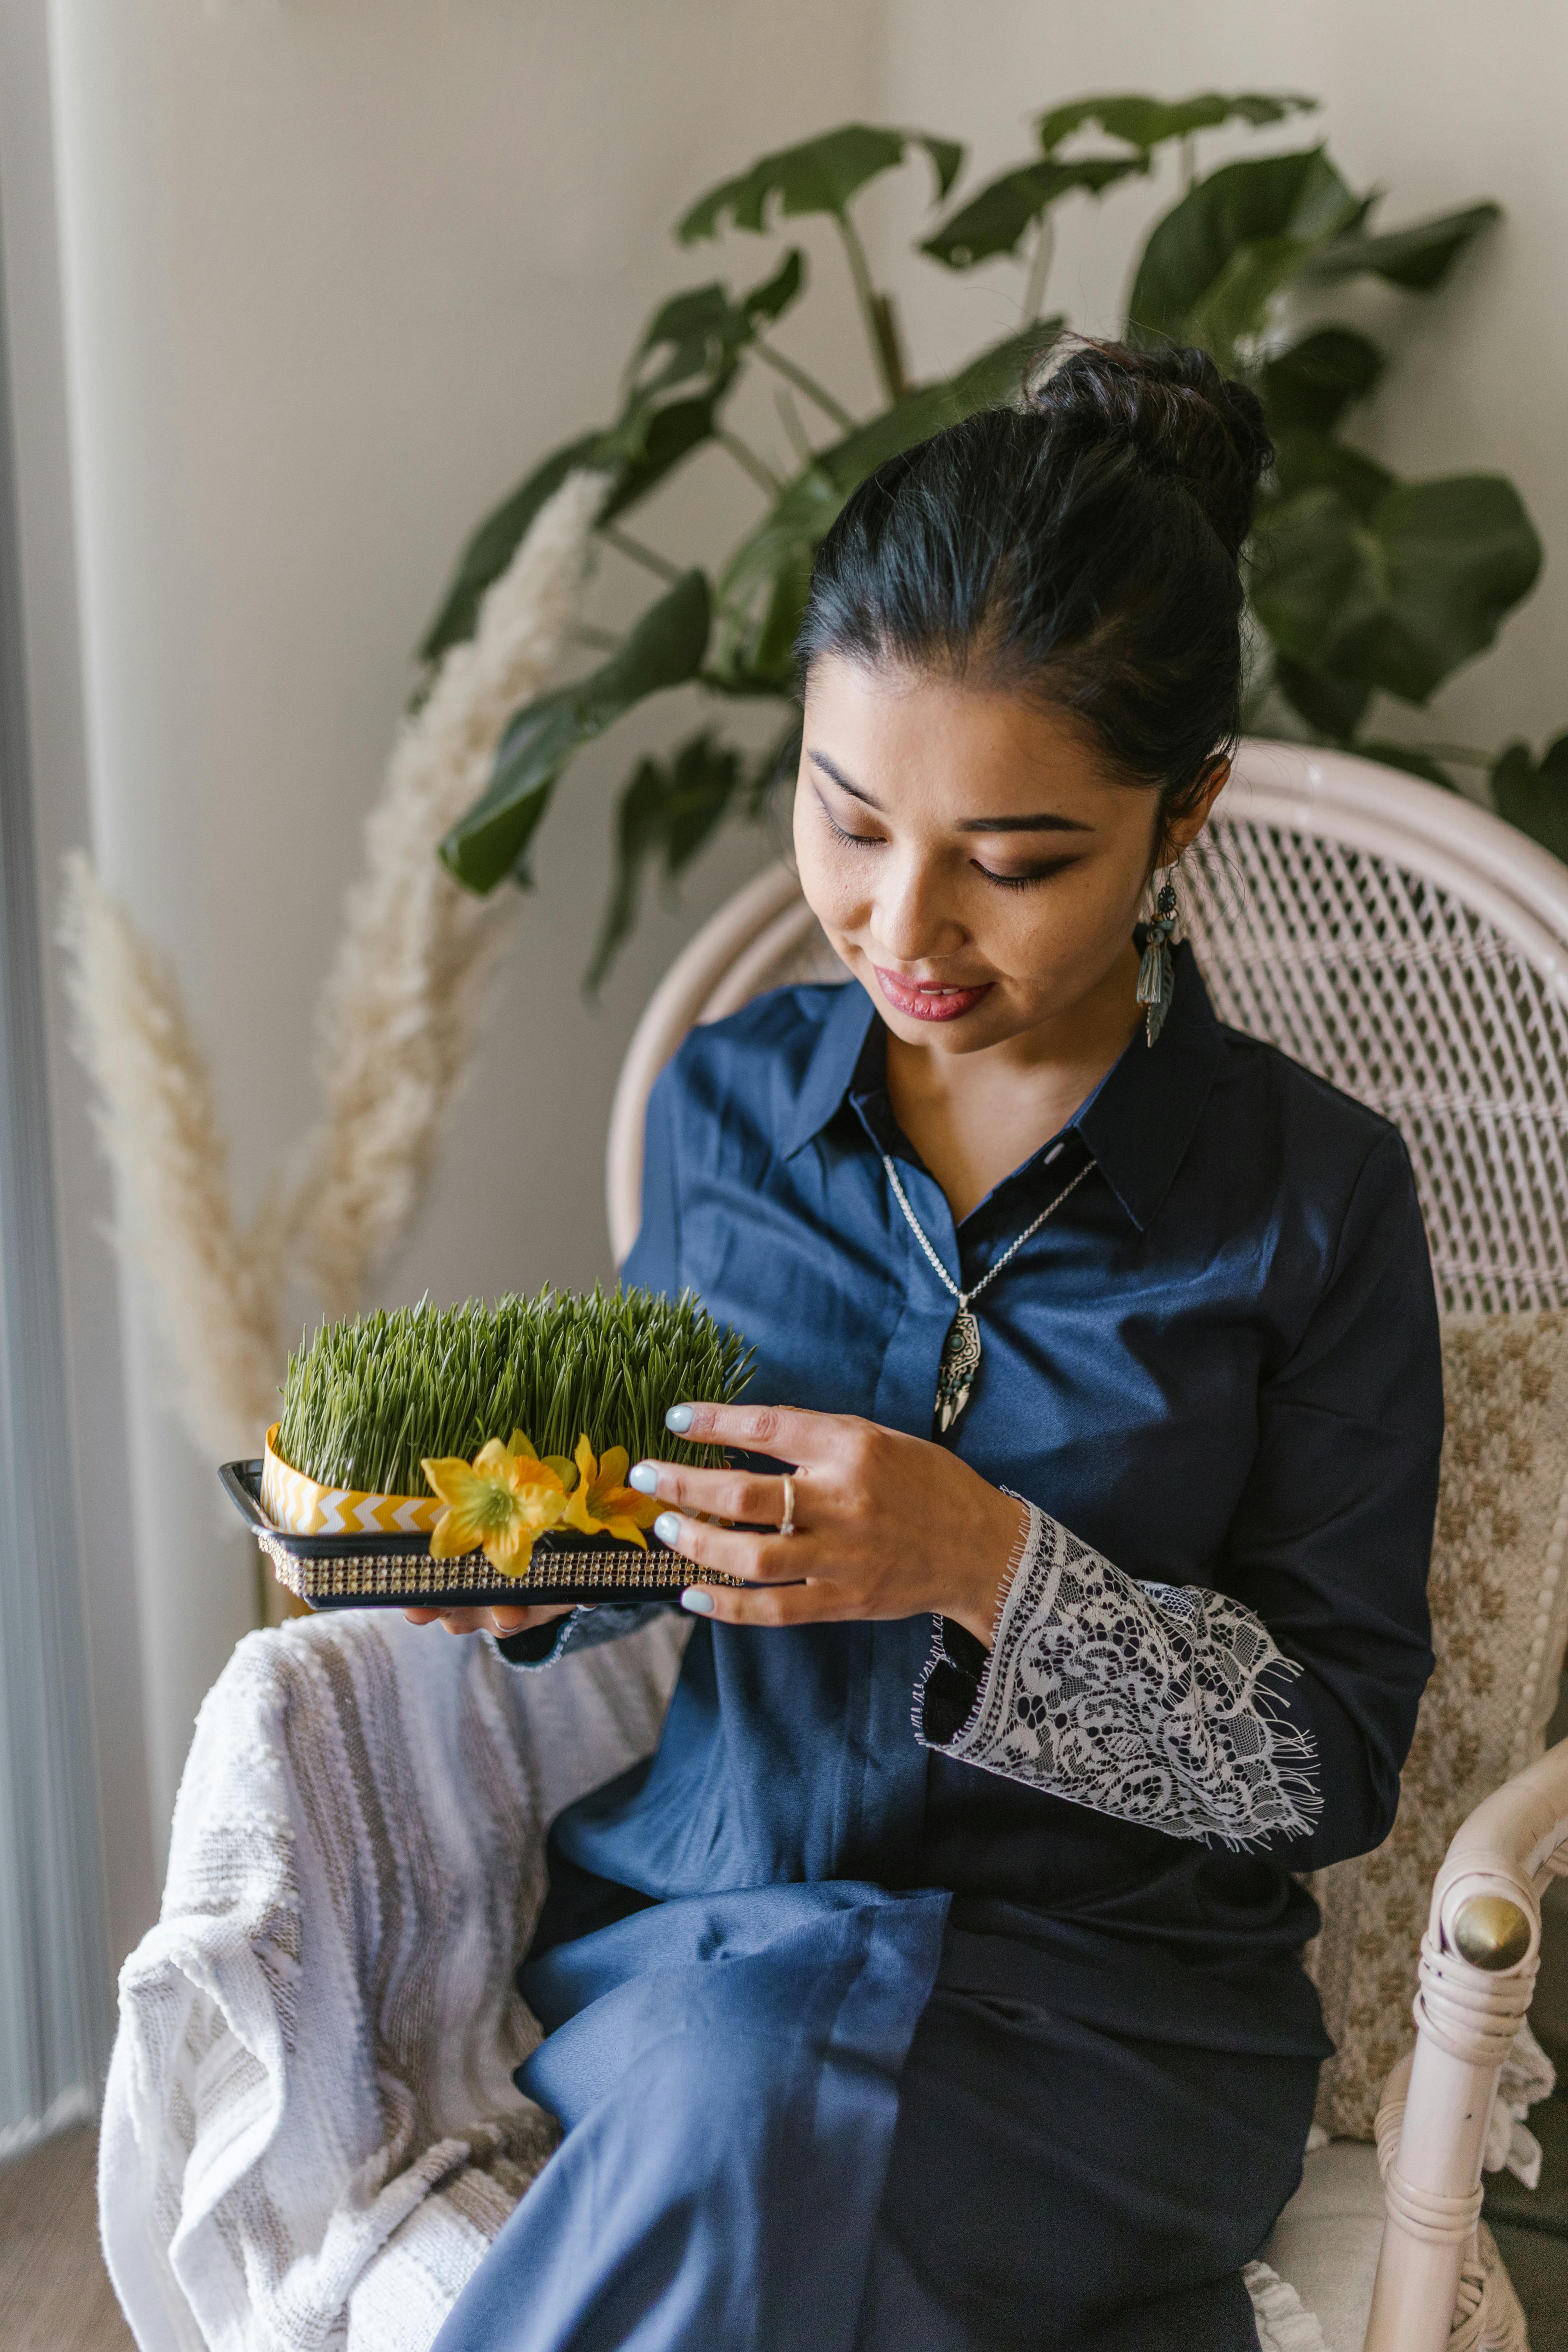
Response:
[10,0,1568,1947]
[27,0,881,1922]
[877,0,1568,760]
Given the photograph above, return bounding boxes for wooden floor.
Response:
[0,2126,133,2352]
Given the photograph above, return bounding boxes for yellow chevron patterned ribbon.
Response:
[261,1425,445,1538]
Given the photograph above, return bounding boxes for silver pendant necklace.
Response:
[882,1149,1094,1433]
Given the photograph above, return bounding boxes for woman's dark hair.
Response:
[796,339,1271,848]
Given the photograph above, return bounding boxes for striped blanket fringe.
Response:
[1244,2259,1328,2351]
[99,1608,685,2352]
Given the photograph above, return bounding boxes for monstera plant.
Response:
[426,94,1566,981]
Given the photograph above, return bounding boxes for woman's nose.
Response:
[869,854,966,964]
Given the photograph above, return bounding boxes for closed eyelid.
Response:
[818,792,1078,878]
[971,852,1083,890]
[815,788,884,839]
[975,851,1080,873]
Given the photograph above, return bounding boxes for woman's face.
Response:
[793,655,1222,1057]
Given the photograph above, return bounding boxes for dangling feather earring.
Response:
[1137,877,1180,1047]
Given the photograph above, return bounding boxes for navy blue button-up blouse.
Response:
[508,944,1441,2052]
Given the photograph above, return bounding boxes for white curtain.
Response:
[0,207,108,2156]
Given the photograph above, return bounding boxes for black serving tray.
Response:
[219,1458,738,1610]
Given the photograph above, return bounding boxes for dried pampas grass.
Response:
[61,470,606,1459]
[59,855,288,1459]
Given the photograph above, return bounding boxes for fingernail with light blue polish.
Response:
[627,1462,659,1495]
[664,1404,694,1433]
[654,1512,682,1545]
[681,1588,716,1614]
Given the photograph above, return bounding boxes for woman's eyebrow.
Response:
[809,750,885,808]
[960,812,1094,835]
[808,749,1093,834]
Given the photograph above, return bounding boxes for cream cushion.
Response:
[1261,2144,1386,2348]
[1256,2149,1526,2352]
[1306,1311,1568,2138]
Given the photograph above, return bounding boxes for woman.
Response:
[415,342,1441,2351]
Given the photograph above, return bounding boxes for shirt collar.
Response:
[1073,942,1223,1230]
[782,978,880,1159]
[780,942,1222,1233]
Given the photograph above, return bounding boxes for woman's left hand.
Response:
[628,1402,1026,1645]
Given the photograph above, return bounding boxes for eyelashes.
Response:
[816,800,1072,892]
[818,805,881,852]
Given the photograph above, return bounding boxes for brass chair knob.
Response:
[1451,1894,1532,1971]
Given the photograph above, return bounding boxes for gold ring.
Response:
[779,1472,796,1538]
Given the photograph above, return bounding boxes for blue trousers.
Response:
[431,1880,1317,2352]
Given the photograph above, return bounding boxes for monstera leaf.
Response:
[924,92,1323,277]
[1303,203,1499,291]
[587,731,747,991]
[627,251,805,399]
[441,571,712,893]
[419,434,609,666]
[1131,151,1501,374]
[1491,736,1568,863]
[429,96,1560,979]
[923,156,1146,270]
[679,124,968,400]
[420,256,803,666]
[1268,429,1394,521]
[1260,328,1384,434]
[1037,91,1317,155]
[1254,476,1541,732]
[1127,148,1364,363]
[678,124,963,240]
[713,324,1055,684]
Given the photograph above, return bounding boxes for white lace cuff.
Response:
[917,1502,1321,1850]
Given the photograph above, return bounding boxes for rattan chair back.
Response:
[608,741,1568,1310]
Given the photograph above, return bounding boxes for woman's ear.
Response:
[1161,755,1231,864]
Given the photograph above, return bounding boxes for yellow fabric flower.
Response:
[421,1432,569,1577]
[504,1428,577,1487]
[560,1433,660,1549]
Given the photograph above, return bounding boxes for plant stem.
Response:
[774,388,816,466]
[715,427,783,497]
[752,338,857,434]
[836,212,909,403]
[600,522,684,586]
[1023,217,1056,323]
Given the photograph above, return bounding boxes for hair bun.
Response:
[1026,339,1271,561]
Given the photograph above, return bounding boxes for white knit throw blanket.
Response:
[100,1609,686,2352]
[100,1607,1336,2351]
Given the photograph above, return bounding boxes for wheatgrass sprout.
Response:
[274,1288,754,1499]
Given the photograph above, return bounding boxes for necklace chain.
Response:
[881,1149,1095,1432]
[880,1152,1094,1310]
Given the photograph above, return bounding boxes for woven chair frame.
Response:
[604,739,1568,2352]
[608,742,1568,1314]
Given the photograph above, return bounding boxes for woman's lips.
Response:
[873,967,994,1023]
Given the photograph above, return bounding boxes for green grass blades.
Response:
[273,1286,754,1497]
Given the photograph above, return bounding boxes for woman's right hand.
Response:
[402,1603,574,1639]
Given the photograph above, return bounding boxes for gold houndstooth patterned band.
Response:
[262,1536,744,1606]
